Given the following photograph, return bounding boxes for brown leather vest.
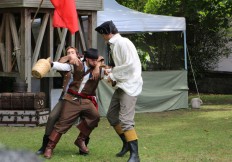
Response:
[59,71,72,92]
[68,63,101,96]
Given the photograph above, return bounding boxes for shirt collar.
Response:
[109,33,121,44]
[83,61,90,71]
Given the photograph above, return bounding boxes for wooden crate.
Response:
[0,109,49,127]
[0,92,46,110]
[0,93,12,110]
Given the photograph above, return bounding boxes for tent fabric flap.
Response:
[97,0,186,33]
[97,70,189,116]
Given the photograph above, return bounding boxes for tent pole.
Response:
[183,30,187,70]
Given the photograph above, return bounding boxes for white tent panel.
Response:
[97,0,186,33]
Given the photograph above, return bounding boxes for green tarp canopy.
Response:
[97,70,188,116]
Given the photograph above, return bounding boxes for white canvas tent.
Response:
[97,0,186,33]
[96,0,189,116]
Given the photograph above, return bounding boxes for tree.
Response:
[116,0,232,72]
[147,0,232,71]
[116,0,185,70]
[116,0,146,12]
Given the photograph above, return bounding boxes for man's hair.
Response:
[65,46,78,55]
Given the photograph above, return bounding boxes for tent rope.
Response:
[31,0,44,24]
[187,45,201,99]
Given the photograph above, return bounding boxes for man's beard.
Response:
[88,62,95,68]
[89,64,95,68]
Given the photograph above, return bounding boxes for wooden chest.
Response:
[0,92,46,110]
[0,109,49,127]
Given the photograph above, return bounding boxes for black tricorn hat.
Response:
[95,20,117,34]
[84,48,99,60]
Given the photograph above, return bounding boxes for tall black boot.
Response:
[127,140,140,162]
[116,134,129,157]
[36,134,49,155]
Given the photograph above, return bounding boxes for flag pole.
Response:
[31,0,44,24]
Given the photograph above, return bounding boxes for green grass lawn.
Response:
[1,94,232,162]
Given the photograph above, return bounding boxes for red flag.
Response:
[50,0,79,34]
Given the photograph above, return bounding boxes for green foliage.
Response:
[116,0,146,12]
[116,0,232,72]
[123,31,185,70]
[153,0,232,71]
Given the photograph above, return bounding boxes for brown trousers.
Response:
[54,96,100,134]
[45,100,63,135]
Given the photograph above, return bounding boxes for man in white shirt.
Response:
[96,20,143,162]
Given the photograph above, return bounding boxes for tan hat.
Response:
[32,57,51,79]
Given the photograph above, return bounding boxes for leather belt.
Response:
[67,89,98,110]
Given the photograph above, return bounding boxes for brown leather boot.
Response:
[79,137,90,155]
[75,120,92,154]
[74,132,89,154]
[44,130,62,159]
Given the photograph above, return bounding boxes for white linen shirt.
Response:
[108,33,143,96]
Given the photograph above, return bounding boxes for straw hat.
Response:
[32,57,51,79]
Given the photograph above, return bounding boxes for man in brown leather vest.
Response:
[43,48,105,159]
[36,47,103,156]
